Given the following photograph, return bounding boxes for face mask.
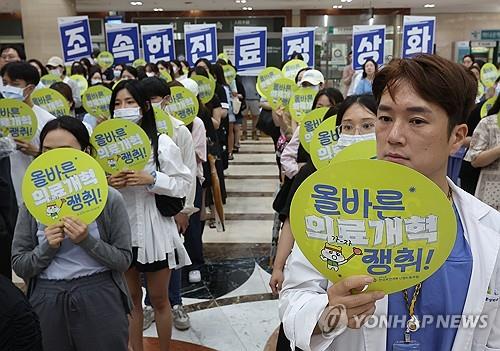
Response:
[151,102,162,109]
[311,85,320,92]
[173,66,179,73]
[146,72,155,78]
[91,79,102,85]
[495,84,500,96]
[49,68,61,77]
[113,70,122,79]
[113,107,142,123]
[333,132,376,156]
[2,85,25,101]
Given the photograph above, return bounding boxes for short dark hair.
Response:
[39,116,90,152]
[28,59,48,77]
[139,77,171,99]
[312,87,344,108]
[372,54,477,135]
[190,66,209,79]
[1,45,26,61]
[145,62,159,74]
[121,65,138,79]
[195,58,213,75]
[362,59,378,79]
[463,54,475,63]
[50,81,73,107]
[337,94,377,126]
[1,61,40,85]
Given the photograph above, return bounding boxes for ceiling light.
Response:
[130,1,143,5]
[153,7,163,11]
[341,0,352,2]
[424,3,435,7]
[332,5,343,8]
[247,6,253,10]
[236,0,241,2]
[242,6,247,10]
[241,0,247,3]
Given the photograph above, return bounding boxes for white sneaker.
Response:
[172,304,191,330]
[188,270,202,283]
[143,305,155,330]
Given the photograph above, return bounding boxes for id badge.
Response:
[392,341,421,351]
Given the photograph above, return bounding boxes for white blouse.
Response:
[118,134,192,268]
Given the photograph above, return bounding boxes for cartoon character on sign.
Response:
[320,244,363,271]
[107,155,121,169]
[46,199,66,220]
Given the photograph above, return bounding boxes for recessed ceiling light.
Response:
[247,6,253,9]
[340,0,352,2]
[242,6,248,10]
[153,7,163,11]
[241,0,247,3]
[130,1,143,5]
[332,5,343,8]
[235,0,241,2]
[424,3,435,7]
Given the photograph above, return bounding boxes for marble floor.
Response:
[145,135,283,351]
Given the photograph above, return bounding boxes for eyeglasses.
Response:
[336,121,375,135]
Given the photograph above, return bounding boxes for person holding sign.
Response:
[11,116,132,351]
[106,80,192,351]
[1,62,56,206]
[465,95,500,210]
[280,54,500,351]
[354,59,378,95]
[46,56,82,108]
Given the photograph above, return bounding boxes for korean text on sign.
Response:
[234,27,267,74]
[352,25,386,70]
[58,16,93,63]
[141,25,176,63]
[185,24,217,67]
[282,27,315,67]
[402,16,435,58]
[106,23,140,64]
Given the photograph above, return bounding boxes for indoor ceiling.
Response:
[1,0,500,13]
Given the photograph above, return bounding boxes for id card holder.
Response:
[392,341,421,351]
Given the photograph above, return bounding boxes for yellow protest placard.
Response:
[70,74,89,96]
[97,51,114,70]
[331,140,377,165]
[32,88,71,117]
[290,159,457,294]
[164,86,199,126]
[191,75,215,104]
[90,119,151,174]
[0,99,38,141]
[223,64,237,85]
[22,148,108,225]
[481,97,497,118]
[310,117,339,169]
[268,78,298,111]
[480,63,499,88]
[289,87,318,122]
[282,59,308,80]
[40,74,62,87]
[154,107,175,138]
[256,67,283,99]
[82,85,112,119]
[299,108,331,153]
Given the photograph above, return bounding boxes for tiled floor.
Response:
[143,137,282,351]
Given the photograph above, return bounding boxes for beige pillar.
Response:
[292,9,301,27]
[20,0,77,63]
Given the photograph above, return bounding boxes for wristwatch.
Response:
[150,170,157,185]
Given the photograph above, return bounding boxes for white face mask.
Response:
[146,72,155,77]
[113,107,142,123]
[333,132,376,156]
[113,70,121,79]
[91,79,102,85]
[1,85,26,101]
[151,101,162,109]
[173,66,179,73]
[49,68,61,77]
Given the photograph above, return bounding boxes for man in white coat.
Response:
[279,54,500,351]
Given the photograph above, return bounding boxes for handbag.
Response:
[232,96,242,115]
[153,134,185,217]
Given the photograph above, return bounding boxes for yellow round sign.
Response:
[90,119,152,174]
[164,86,199,126]
[299,107,330,153]
[40,74,62,87]
[331,140,377,165]
[282,59,308,80]
[32,88,71,117]
[289,87,318,122]
[477,83,485,100]
[257,67,283,99]
[290,159,457,294]
[22,148,109,226]
[0,99,38,141]
[154,107,175,138]
[70,74,89,96]
[160,70,173,83]
[480,63,499,88]
[133,58,147,68]
[191,75,215,104]
[82,85,112,119]
[310,116,339,169]
[268,78,298,111]
[223,64,237,85]
[97,51,114,70]
[481,97,497,118]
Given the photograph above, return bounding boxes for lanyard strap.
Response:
[403,282,422,318]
